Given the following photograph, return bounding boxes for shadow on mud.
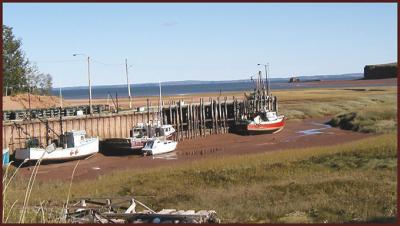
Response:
[99,141,143,157]
[228,127,277,136]
[345,216,396,224]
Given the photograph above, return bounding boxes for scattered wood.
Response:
[65,197,221,224]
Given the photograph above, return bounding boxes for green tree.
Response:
[3,25,53,96]
[3,25,30,95]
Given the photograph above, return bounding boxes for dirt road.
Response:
[16,118,371,182]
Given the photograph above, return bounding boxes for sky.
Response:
[3,3,397,87]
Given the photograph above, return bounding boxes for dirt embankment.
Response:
[2,94,71,111]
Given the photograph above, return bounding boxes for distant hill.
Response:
[57,73,363,90]
[294,73,363,82]
[364,62,397,79]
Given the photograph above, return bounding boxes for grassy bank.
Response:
[277,86,397,121]
[277,86,397,134]
[4,133,397,223]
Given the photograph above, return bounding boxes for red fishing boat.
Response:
[234,65,285,134]
[236,108,285,134]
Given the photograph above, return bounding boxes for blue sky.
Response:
[3,3,397,87]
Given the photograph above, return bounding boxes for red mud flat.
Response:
[18,118,372,182]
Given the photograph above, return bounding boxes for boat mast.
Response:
[158,81,162,125]
[266,63,270,96]
[59,107,63,147]
[59,87,63,108]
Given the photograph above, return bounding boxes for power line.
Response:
[91,59,124,67]
[31,59,84,63]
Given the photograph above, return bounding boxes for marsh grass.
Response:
[277,87,396,121]
[4,134,397,223]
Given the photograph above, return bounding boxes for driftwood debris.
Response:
[66,197,221,224]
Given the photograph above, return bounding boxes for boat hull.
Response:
[247,118,285,134]
[142,141,177,156]
[15,138,99,162]
[3,148,10,166]
[235,117,285,134]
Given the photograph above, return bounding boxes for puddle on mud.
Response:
[297,123,332,136]
[284,122,333,142]
[152,152,178,160]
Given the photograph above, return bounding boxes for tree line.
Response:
[3,25,53,96]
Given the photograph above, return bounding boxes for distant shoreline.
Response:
[3,78,396,111]
[57,78,395,100]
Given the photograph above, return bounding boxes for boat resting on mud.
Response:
[15,130,99,162]
[142,137,178,156]
[235,109,285,134]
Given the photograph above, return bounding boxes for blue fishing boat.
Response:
[3,148,10,166]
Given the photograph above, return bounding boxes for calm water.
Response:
[53,77,387,100]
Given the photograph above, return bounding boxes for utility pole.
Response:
[87,56,92,115]
[159,81,162,124]
[125,58,132,109]
[266,63,270,96]
[73,53,92,115]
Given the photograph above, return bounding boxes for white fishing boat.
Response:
[129,123,152,150]
[141,137,177,156]
[141,81,178,156]
[15,130,99,161]
[127,81,177,152]
[156,124,176,138]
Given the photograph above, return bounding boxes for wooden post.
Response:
[217,97,222,134]
[224,97,228,133]
[146,99,150,124]
[190,104,194,139]
[169,104,172,126]
[200,103,203,136]
[179,100,183,140]
[199,99,202,137]
[188,104,192,139]
[175,104,179,141]
[210,98,215,134]
[233,96,236,122]
[216,99,220,134]
[195,105,199,138]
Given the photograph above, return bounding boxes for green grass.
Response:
[327,104,397,133]
[4,133,397,223]
[277,87,397,133]
[277,87,397,122]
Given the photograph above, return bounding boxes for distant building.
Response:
[289,77,300,83]
[364,62,398,79]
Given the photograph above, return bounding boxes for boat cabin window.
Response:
[145,140,155,149]
[26,138,40,148]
